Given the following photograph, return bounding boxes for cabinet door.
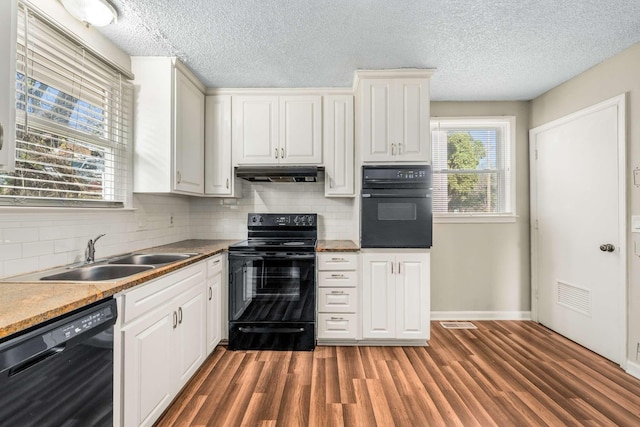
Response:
[0,0,17,172]
[206,269,222,354]
[122,304,175,427]
[323,95,354,196]
[174,272,206,388]
[395,253,430,340]
[205,95,240,196]
[232,96,279,165]
[174,68,205,193]
[279,96,322,164]
[360,79,394,162]
[394,80,430,161]
[362,253,395,339]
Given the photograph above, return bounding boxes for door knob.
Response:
[599,243,615,252]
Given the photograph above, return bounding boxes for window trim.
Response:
[0,1,133,209]
[431,116,517,220]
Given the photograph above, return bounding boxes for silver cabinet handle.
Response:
[0,122,4,150]
[330,257,346,262]
[330,273,345,278]
[209,286,213,301]
[398,143,403,154]
[330,316,344,320]
[398,262,401,274]
[176,171,182,183]
[275,148,279,159]
[178,307,183,324]
[330,290,345,294]
[281,148,285,158]
[173,311,178,329]
[391,262,394,274]
[212,258,221,265]
[391,143,396,155]
[226,178,229,189]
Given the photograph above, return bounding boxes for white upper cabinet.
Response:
[174,69,205,193]
[132,57,205,195]
[0,0,17,172]
[232,94,322,165]
[357,70,432,163]
[205,95,241,197]
[323,95,354,197]
[279,96,322,164]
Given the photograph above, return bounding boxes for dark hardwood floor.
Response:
[156,321,640,426]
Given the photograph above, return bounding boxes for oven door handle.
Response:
[362,193,430,198]
[238,326,306,334]
[231,253,316,260]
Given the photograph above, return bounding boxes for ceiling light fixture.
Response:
[60,0,118,27]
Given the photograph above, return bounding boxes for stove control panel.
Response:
[248,213,316,227]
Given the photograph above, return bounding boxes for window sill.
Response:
[434,214,518,224]
[0,206,136,213]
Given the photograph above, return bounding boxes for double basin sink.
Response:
[33,253,199,282]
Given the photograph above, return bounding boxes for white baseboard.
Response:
[626,360,640,380]
[431,311,532,321]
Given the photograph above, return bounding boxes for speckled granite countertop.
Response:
[316,240,359,252]
[0,239,238,340]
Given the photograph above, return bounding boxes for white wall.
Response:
[0,194,190,278]
[191,180,357,241]
[430,101,531,316]
[530,41,640,363]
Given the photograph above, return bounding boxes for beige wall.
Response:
[530,42,640,363]
[430,101,531,315]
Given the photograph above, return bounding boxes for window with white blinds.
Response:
[0,2,132,207]
[431,117,515,216]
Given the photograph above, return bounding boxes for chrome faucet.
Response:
[86,234,106,263]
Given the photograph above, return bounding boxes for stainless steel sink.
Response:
[39,265,154,281]
[107,253,197,266]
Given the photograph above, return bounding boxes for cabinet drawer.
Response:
[318,287,357,313]
[318,271,357,288]
[121,263,205,324]
[207,254,223,276]
[317,253,358,270]
[317,313,357,339]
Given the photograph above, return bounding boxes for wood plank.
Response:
[154,321,640,426]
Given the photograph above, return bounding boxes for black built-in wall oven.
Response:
[361,165,433,248]
[228,213,317,351]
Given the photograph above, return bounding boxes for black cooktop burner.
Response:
[228,238,317,252]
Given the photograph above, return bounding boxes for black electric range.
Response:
[227,213,317,351]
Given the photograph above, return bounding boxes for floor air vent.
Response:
[440,321,477,329]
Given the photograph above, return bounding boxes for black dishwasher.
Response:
[0,298,117,427]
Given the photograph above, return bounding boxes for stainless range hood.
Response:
[235,166,320,182]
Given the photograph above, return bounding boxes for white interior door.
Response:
[530,95,626,364]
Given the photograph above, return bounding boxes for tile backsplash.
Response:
[0,181,358,278]
[191,181,358,241]
[0,194,191,278]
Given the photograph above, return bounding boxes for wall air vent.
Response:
[557,280,591,316]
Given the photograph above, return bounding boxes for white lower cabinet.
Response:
[206,254,224,354]
[361,251,430,342]
[317,252,359,342]
[119,262,207,427]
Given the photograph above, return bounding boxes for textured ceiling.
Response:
[97,0,640,100]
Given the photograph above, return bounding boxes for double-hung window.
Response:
[430,117,516,219]
[0,2,132,207]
